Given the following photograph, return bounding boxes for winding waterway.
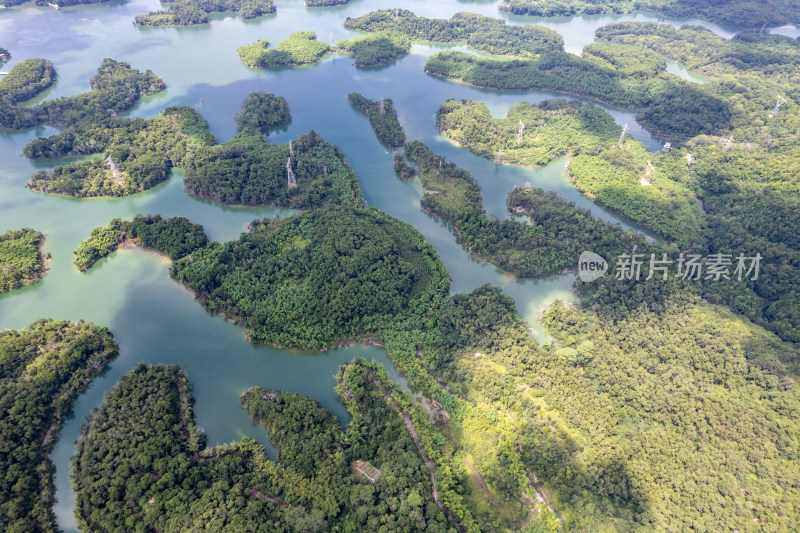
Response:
[0,0,762,530]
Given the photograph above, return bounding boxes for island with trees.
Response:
[0,319,119,533]
[336,30,411,67]
[134,0,275,27]
[235,91,291,135]
[344,10,564,57]
[347,92,406,147]
[498,0,800,30]
[0,228,49,294]
[238,32,331,69]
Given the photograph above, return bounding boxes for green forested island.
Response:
[348,92,406,147]
[0,228,48,294]
[238,32,331,69]
[235,91,291,135]
[134,0,276,27]
[0,319,118,533]
[344,10,564,57]
[498,0,800,30]
[336,30,411,67]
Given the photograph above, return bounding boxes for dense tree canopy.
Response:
[134,0,275,27]
[403,140,647,277]
[0,228,47,293]
[0,58,164,131]
[0,319,118,533]
[344,10,563,57]
[348,92,406,147]
[74,215,208,271]
[499,0,800,30]
[0,59,55,107]
[171,206,449,349]
[425,49,732,139]
[336,30,411,67]
[73,360,455,532]
[234,92,291,135]
[238,32,331,69]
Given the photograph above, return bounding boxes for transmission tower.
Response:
[379,97,386,115]
[662,142,671,152]
[495,149,502,163]
[618,123,628,147]
[517,119,525,143]
[330,32,334,46]
[289,140,294,157]
[287,158,296,187]
[769,95,787,118]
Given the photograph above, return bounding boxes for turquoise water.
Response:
[0,1,736,530]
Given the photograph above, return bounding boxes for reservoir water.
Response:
[0,1,740,530]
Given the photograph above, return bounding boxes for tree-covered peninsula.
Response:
[425,48,731,139]
[347,92,406,147]
[171,206,448,349]
[238,32,331,69]
[0,59,55,106]
[499,0,800,30]
[134,0,275,27]
[74,215,208,271]
[0,58,164,131]
[0,319,119,533]
[0,228,48,294]
[336,30,411,67]
[344,10,563,57]
[402,140,647,277]
[73,360,456,531]
[435,98,704,246]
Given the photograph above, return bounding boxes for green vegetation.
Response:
[499,0,800,30]
[305,0,348,6]
[26,106,214,197]
[347,92,406,147]
[73,360,455,531]
[436,98,704,246]
[238,32,331,69]
[0,319,118,533]
[0,48,10,63]
[184,130,363,207]
[134,0,275,27]
[0,58,164,131]
[74,215,208,272]
[336,30,411,68]
[234,91,291,135]
[171,206,448,349]
[425,50,731,139]
[0,59,55,106]
[393,151,417,180]
[403,140,646,277]
[345,10,563,57]
[0,228,47,294]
